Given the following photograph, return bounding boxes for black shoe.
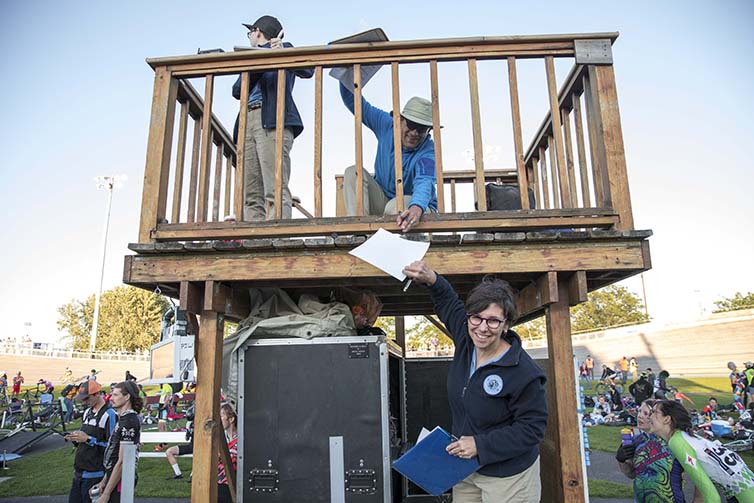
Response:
[167,474,184,480]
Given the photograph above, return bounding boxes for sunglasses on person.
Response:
[466,314,505,330]
[402,117,431,135]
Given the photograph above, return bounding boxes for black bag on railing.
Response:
[480,183,536,211]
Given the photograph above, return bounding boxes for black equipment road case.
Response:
[237,336,402,502]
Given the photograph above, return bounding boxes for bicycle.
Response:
[723,429,753,453]
[595,377,623,395]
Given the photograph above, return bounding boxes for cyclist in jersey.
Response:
[649,399,754,503]
[616,399,691,503]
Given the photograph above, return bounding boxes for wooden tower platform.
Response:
[125,32,651,502]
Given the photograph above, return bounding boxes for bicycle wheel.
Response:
[723,439,752,453]
[614,384,624,394]
[595,383,606,395]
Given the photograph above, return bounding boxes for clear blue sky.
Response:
[1,0,752,343]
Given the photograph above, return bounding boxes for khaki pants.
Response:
[453,456,540,503]
[243,107,294,221]
[343,166,436,216]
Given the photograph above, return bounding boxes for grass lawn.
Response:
[0,445,193,497]
[587,479,633,499]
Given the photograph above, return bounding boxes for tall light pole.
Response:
[90,175,126,354]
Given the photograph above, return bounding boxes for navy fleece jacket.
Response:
[428,274,548,477]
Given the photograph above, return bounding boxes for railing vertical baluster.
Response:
[139,66,177,242]
[583,73,605,207]
[224,152,232,219]
[530,159,539,207]
[507,57,529,210]
[197,75,215,223]
[313,66,323,217]
[562,109,579,207]
[587,65,633,230]
[212,141,223,221]
[547,136,560,208]
[234,73,249,220]
[572,93,591,207]
[467,58,486,211]
[450,179,457,213]
[187,118,201,223]
[391,62,404,212]
[545,56,572,208]
[429,60,445,213]
[353,64,364,216]
[171,100,189,224]
[539,147,550,208]
[273,69,286,220]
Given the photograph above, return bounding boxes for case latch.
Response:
[345,468,377,494]
[249,469,279,493]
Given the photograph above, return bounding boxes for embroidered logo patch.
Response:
[685,454,696,468]
[483,374,503,395]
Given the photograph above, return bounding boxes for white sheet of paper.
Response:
[348,228,430,281]
[416,427,432,444]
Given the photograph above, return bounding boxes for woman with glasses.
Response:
[403,261,547,502]
[648,399,754,502]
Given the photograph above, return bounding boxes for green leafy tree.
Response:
[570,285,649,333]
[406,316,453,351]
[713,292,754,313]
[57,286,170,352]
[515,316,546,343]
[374,316,396,339]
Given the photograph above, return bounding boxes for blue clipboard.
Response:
[392,427,479,496]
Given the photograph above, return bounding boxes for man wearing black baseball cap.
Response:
[232,15,313,222]
[64,380,117,503]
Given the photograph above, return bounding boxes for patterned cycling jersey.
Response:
[631,432,685,502]
[668,431,754,502]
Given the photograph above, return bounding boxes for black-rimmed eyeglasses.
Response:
[466,314,505,330]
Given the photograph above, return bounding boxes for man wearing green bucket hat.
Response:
[340,83,438,233]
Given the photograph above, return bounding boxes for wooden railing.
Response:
[138,32,633,243]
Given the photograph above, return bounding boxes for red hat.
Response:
[75,380,102,401]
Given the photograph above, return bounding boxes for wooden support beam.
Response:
[468,59,487,211]
[423,315,451,338]
[191,285,224,503]
[395,316,406,358]
[391,62,405,212]
[354,64,364,216]
[125,242,647,284]
[234,73,249,220]
[430,60,445,213]
[204,281,250,321]
[216,423,236,502]
[139,66,178,242]
[179,281,203,315]
[516,272,558,320]
[542,273,585,502]
[171,100,189,224]
[588,65,634,230]
[567,271,588,306]
[507,57,530,210]
[197,75,215,223]
[313,66,323,218]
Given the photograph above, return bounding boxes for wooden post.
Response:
[171,100,189,224]
[588,65,634,230]
[190,281,225,503]
[571,94,591,207]
[187,117,202,223]
[391,62,405,212]
[353,64,365,216]
[273,69,286,220]
[545,57,572,208]
[139,66,178,242]
[507,57,530,210]
[430,60,445,213]
[468,59,486,211]
[542,273,585,503]
[313,66,323,217]
[234,73,249,221]
[395,316,406,357]
[197,75,215,223]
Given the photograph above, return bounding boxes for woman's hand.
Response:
[402,260,437,286]
[446,436,477,460]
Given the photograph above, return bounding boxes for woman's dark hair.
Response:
[654,399,692,433]
[113,381,144,413]
[465,275,517,323]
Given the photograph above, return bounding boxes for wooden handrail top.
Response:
[146,32,619,77]
[335,168,518,184]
